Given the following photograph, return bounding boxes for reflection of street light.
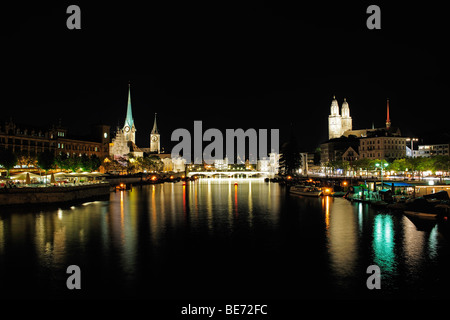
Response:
[375,162,389,189]
[406,138,419,157]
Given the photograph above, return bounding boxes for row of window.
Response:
[0,137,100,153]
[419,145,449,150]
[361,152,404,158]
[361,145,404,151]
[57,143,98,152]
[361,139,405,145]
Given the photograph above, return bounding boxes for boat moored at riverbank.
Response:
[289,185,323,197]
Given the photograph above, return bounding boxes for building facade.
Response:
[359,135,407,159]
[0,119,110,160]
[320,136,360,163]
[416,143,450,157]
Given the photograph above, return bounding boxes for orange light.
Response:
[343,181,348,186]
[151,176,157,181]
[287,176,292,180]
[170,175,174,179]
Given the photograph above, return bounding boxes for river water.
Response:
[0,179,449,300]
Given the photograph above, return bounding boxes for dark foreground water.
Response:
[1,180,449,300]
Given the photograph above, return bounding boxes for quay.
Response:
[0,182,110,206]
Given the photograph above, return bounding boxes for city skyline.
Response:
[3,3,448,152]
[1,3,450,308]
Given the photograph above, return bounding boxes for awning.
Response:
[378,182,412,187]
[10,172,41,180]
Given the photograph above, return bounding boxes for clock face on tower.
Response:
[151,136,159,142]
[124,126,130,132]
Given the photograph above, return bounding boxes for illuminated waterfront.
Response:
[0,180,449,299]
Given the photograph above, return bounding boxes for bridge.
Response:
[187,171,270,178]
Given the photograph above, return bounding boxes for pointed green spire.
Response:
[124,83,134,129]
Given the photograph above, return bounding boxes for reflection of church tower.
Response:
[123,83,136,144]
[150,113,160,153]
[341,98,352,133]
[328,96,342,139]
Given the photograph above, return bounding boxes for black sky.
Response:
[3,2,448,151]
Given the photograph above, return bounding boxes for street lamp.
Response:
[375,162,389,190]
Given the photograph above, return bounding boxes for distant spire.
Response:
[124,84,134,129]
[151,113,159,134]
[386,98,391,129]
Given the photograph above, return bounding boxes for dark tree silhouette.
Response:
[0,149,18,178]
[279,132,301,175]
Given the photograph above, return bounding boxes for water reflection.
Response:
[326,198,358,281]
[372,214,396,274]
[0,180,448,299]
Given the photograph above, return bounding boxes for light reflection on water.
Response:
[0,180,449,299]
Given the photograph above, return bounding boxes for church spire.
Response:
[124,83,134,129]
[386,99,391,129]
[151,113,159,134]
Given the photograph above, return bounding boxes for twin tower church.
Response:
[109,84,161,159]
[328,96,353,139]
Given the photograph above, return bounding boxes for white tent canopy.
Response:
[10,172,41,180]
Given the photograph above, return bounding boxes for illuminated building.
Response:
[328,96,353,139]
[214,157,229,170]
[150,113,160,154]
[110,84,143,158]
[359,135,407,159]
[0,119,110,160]
[416,143,449,157]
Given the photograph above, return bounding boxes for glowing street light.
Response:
[375,162,389,189]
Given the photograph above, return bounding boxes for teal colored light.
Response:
[372,214,396,273]
[124,86,134,128]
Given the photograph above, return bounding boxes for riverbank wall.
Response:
[0,183,110,206]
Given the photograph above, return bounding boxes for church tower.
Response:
[341,98,352,134]
[328,96,342,139]
[123,83,136,144]
[150,113,160,153]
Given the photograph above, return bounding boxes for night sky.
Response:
[3,2,448,152]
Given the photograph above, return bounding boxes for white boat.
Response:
[290,185,323,197]
[403,210,438,221]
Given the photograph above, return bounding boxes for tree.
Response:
[16,150,37,169]
[354,158,371,176]
[0,149,18,178]
[80,154,91,172]
[67,157,81,172]
[406,157,429,180]
[391,158,407,176]
[88,155,101,172]
[432,155,450,175]
[55,153,70,171]
[279,133,301,176]
[102,156,125,174]
[37,150,55,184]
